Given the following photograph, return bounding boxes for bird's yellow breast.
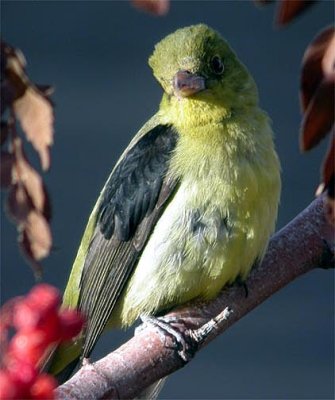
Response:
[111,104,280,328]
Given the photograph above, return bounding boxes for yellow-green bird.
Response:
[49,24,281,382]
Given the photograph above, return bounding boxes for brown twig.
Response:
[56,195,334,400]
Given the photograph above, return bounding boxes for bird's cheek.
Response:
[205,78,218,91]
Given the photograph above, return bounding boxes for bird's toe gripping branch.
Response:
[139,314,193,362]
[138,307,234,364]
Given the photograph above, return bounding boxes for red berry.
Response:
[13,300,41,331]
[29,373,57,399]
[0,370,22,399]
[7,358,38,388]
[58,310,84,341]
[13,300,61,343]
[27,284,61,316]
[40,313,61,343]
[9,329,49,365]
[0,297,23,331]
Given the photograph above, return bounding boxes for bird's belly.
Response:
[111,179,266,328]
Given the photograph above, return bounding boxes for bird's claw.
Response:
[140,315,190,362]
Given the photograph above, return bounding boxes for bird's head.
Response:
[149,24,258,110]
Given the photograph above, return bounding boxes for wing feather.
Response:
[77,123,179,357]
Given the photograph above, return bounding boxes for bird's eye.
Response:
[211,56,224,75]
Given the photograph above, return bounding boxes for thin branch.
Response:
[56,196,334,400]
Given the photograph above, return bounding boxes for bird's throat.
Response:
[160,92,232,135]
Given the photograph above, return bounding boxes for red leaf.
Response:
[132,0,169,16]
[300,76,335,151]
[276,0,316,26]
[301,27,335,111]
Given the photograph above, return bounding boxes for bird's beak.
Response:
[173,70,206,98]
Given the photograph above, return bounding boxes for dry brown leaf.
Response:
[324,175,335,225]
[322,133,334,192]
[6,183,33,224]
[21,210,52,261]
[132,0,169,16]
[300,76,335,151]
[300,28,335,225]
[6,181,52,268]
[0,121,10,146]
[1,42,28,114]
[0,80,22,116]
[6,183,52,268]
[5,44,27,71]
[0,152,15,188]
[1,41,54,271]
[11,137,51,220]
[14,87,54,171]
[1,41,54,171]
[301,27,335,112]
[276,0,316,26]
[35,85,54,97]
[253,0,316,25]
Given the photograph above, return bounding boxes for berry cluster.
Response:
[0,284,84,399]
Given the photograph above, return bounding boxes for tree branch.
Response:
[56,196,334,400]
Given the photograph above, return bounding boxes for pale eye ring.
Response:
[211,56,224,75]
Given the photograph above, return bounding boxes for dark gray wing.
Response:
[78,124,179,357]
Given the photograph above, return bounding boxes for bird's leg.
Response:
[139,315,191,362]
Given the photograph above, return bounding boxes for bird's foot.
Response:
[139,315,191,363]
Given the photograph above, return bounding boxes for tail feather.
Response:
[43,339,83,384]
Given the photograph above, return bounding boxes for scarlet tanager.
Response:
[49,24,281,383]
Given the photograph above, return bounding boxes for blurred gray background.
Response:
[1,1,334,399]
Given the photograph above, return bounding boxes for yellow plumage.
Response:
[49,23,281,380]
[113,99,280,326]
